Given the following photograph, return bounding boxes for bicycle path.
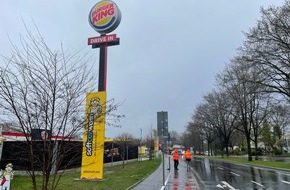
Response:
[130,154,200,190]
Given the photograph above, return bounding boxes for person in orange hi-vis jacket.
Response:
[185,148,192,162]
[172,149,179,170]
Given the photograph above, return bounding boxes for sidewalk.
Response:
[129,154,200,190]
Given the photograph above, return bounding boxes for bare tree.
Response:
[142,127,156,160]
[114,133,136,168]
[217,57,266,161]
[260,122,276,153]
[190,104,216,154]
[182,121,205,152]
[250,95,270,160]
[204,90,238,157]
[0,28,120,189]
[169,130,182,145]
[225,1,290,159]
[243,1,290,101]
[269,103,290,153]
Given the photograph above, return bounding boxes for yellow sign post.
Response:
[80,91,106,179]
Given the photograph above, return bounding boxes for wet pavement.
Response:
[130,154,200,190]
[192,157,290,190]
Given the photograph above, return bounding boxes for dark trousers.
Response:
[174,159,179,169]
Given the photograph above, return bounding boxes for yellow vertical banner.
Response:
[81,91,106,179]
[154,138,159,151]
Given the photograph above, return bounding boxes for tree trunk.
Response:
[254,139,259,160]
[247,136,252,161]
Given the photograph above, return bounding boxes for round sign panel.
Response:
[89,0,121,34]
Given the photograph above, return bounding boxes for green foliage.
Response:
[232,148,246,155]
[251,148,265,156]
[12,159,161,190]
[273,147,282,155]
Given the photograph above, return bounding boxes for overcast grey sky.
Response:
[0,0,286,138]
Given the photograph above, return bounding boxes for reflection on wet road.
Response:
[191,157,290,189]
[165,160,200,190]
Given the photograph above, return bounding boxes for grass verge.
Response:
[11,158,161,190]
[206,156,290,170]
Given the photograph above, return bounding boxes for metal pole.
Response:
[0,125,3,161]
[168,156,170,170]
[126,145,128,162]
[98,37,107,92]
[162,111,165,186]
[111,142,114,166]
[139,128,142,161]
[140,128,142,143]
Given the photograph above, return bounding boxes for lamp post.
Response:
[157,111,168,187]
[140,128,142,145]
[139,128,142,161]
[162,111,165,186]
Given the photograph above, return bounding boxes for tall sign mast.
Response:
[81,0,121,180]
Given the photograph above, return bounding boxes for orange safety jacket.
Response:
[173,151,179,160]
[185,150,191,159]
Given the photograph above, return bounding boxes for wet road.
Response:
[132,155,200,190]
[191,157,290,190]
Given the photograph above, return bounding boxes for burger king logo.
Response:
[89,0,121,34]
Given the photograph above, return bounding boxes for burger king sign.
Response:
[89,0,121,34]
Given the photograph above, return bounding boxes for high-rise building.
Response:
[157,111,168,138]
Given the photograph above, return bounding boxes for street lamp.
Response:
[162,111,165,186]
[140,128,142,145]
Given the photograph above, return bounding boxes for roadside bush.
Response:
[232,149,240,155]
[273,147,282,155]
[251,148,265,156]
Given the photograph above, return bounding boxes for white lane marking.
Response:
[277,172,290,176]
[251,180,263,187]
[221,181,238,190]
[230,172,240,176]
[281,180,290,185]
[160,171,171,190]
[216,184,224,188]
[218,167,224,170]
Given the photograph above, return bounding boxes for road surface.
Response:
[191,157,290,189]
